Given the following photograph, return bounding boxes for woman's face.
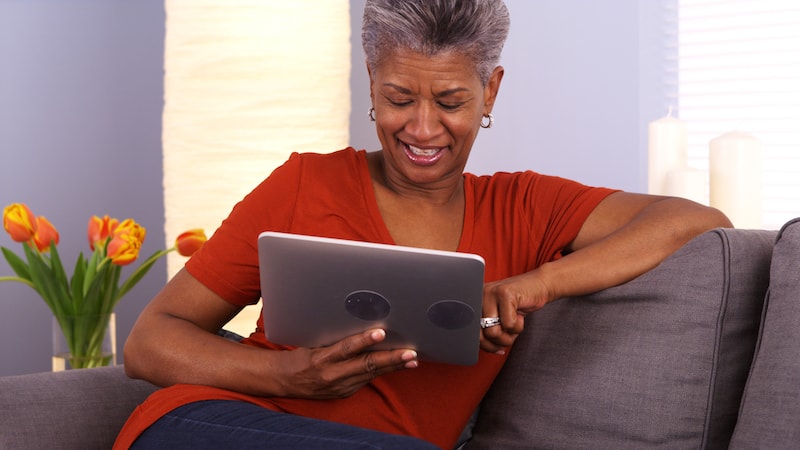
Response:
[369,49,503,193]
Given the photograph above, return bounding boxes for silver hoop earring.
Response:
[368,107,376,122]
[480,113,494,129]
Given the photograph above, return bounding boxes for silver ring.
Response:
[480,317,501,329]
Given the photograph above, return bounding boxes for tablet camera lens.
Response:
[427,300,475,330]
[344,290,391,321]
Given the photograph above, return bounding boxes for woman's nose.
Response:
[405,103,442,140]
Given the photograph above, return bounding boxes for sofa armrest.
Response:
[730,217,800,447]
[469,228,776,449]
[0,365,158,450]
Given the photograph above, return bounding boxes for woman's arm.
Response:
[480,192,732,353]
[123,269,418,398]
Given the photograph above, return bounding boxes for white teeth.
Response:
[408,145,440,156]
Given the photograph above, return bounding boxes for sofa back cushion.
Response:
[468,228,775,449]
[0,366,157,450]
[730,218,800,448]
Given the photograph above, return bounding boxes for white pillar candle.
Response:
[648,111,688,195]
[664,167,707,205]
[709,131,762,228]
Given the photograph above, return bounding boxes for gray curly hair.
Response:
[361,0,510,86]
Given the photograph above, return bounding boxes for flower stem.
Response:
[0,276,35,288]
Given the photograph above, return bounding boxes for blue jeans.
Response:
[131,400,440,449]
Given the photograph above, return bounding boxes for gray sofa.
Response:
[3,218,800,449]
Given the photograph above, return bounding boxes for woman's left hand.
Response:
[479,271,551,354]
[477,193,733,356]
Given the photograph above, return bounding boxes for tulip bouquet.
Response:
[1,203,206,369]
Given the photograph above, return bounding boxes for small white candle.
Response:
[648,110,688,195]
[709,131,762,228]
[664,167,707,205]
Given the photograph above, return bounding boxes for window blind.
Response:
[677,0,800,229]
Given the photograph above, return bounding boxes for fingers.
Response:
[284,329,419,399]
[333,328,419,378]
[360,347,418,381]
[336,328,416,361]
[480,314,522,354]
[481,280,530,354]
[339,328,387,359]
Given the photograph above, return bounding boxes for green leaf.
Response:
[1,246,32,281]
[82,248,106,298]
[22,243,64,316]
[83,247,100,297]
[81,260,112,314]
[116,248,172,302]
[69,253,87,309]
[48,244,73,301]
[99,265,122,315]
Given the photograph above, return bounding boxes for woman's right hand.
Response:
[124,268,418,399]
[275,329,418,399]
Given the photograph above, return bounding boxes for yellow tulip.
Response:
[104,219,146,266]
[106,232,142,266]
[113,219,146,245]
[32,216,60,252]
[3,203,37,243]
[175,229,207,257]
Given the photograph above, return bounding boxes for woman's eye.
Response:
[389,99,412,107]
[439,102,462,111]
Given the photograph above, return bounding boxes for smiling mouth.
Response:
[403,142,445,165]
[408,144,440,156]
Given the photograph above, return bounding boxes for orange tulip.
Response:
[32,216,60,252]
[87,215,121,250]
[106,232,142,266]
[3,203,37,243]
[175,229,207,257]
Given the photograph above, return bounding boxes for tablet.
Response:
[257,231,486,365]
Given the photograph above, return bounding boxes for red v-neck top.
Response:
[114,148,615,449]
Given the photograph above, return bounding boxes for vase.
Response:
[52,312,117,371]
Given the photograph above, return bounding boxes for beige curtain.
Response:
[163,0,351,334]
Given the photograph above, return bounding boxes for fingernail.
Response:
[405,360,419,369]
[371,329,386,340]
[402,350,417,361]
[495,350,506,356]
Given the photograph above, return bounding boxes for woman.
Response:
[116,0,731,448]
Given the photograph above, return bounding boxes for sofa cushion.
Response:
[468,228,775,449]
[730,218,800,448]
[0,365,158,450]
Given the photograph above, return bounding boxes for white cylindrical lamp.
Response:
[162,0,351,335]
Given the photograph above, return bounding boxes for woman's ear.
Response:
[366,62,375,104]
[483,65,505,112]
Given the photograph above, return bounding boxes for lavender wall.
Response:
[0,0,668,376]
[0,0,166,376]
